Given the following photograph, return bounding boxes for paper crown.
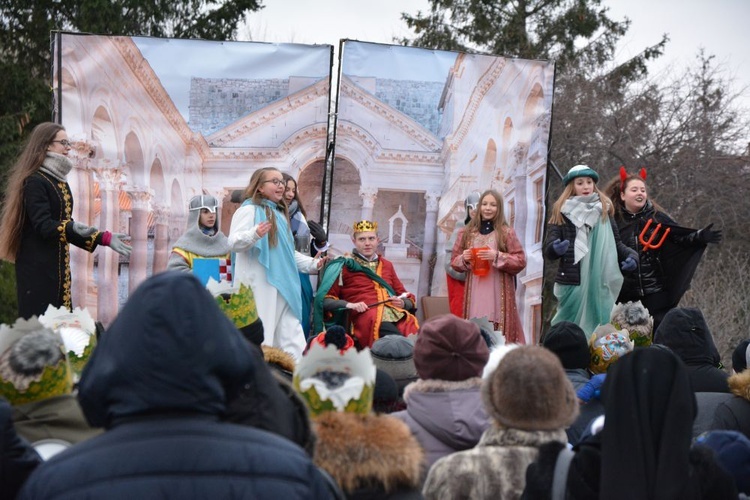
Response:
[352,220,377,233]
[206,278,259,329]
[38,305,97,381]
[0,317,73,406]
[588,324,634,374]
[293,343,376,416]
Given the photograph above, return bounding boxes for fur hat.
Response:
[563,164,599,185]
[731,339,750,373]
[370,335,417,394]
[482,346,579,431]
[589,324,634,374]
[610,301,654,347]
[414,314,489,381]
[696,430,750,494]
[542,321,590,370]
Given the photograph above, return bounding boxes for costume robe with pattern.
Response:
[451,226,527,344]
[16,171,102,319]
[325,254,419,348]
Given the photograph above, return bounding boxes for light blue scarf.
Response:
[244,199,302,320]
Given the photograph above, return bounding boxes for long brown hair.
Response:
[282,172,307,218]
[459,190,509,251]
[242,167,290,248]
[548,181,614,225]
[0,122,64,262]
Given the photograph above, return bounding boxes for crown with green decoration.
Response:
[38,305,97,381]
[293,343,377,417]
[0,317,73,406]
[352,220,378,234]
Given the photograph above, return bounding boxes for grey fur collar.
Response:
[40,153,73,182]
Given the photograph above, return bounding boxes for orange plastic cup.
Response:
[471,247,490,277]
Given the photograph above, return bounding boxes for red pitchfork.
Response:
[639,219,670,251]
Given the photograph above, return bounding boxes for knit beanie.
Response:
[563,164,599,185]
[696,430,750,494]
[371,335,417,393]
[482,346,579,431]
[732,339,750,373]
[542,321,590,370]
[413,314,489,381]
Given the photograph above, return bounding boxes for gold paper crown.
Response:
[352,220,377,233]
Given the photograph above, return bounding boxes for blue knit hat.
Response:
[563,165,599,185]
[696,430,750,494]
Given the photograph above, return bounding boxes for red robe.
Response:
[325,255,419,348]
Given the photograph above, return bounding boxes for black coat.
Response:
[654,308,730,393]
[16,171,102,319]
[613,203,704,315]
[18,272,333,500]
[545,215,636,286]
[711,370,750,439]
[1,398,41,500]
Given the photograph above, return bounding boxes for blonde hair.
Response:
[459,190,509,252]
[548,180,614,225]
[242,167,290,248]
[0,122,65,262]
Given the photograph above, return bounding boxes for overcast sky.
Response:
[242,0,749,102]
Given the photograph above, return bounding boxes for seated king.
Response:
[317,220,419,348]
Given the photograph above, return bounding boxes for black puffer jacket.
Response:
[614,202,701,300]
[19,272,333,500]
[545,215,637,286]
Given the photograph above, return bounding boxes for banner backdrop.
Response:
[52,32,333,325]
[332,40,555,343]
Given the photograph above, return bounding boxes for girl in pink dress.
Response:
[450,190,527,344]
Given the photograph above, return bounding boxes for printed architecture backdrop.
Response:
[53,33,333,325]
[333,41,554,343]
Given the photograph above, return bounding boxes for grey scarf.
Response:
[40,153,74,182]
[562,194,603,264]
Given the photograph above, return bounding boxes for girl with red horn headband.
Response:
[604,167,722,332]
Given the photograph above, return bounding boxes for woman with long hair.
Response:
[0,122,130,318]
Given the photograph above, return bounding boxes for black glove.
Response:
[308,220,327,244]
[698,223,722,244]
[551,238,570,256]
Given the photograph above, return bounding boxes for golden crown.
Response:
[352,220,378,233]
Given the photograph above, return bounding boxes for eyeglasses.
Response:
[263,178,285,187]
[52,139,72,147]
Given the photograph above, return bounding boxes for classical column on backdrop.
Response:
[68,141,96,310]
[92,162,123,326]
[359,186,378,223]
[125,187,153,293]
[418,191,440,300]
[151,202,170,274]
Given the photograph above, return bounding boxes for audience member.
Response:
[523,347,737,500]
[296,344,423,499]
[695,429,750,497]
[654,307,729,393]
[423,346,578,500]
[370,335,418,397]
[711,339,750,438]
[542,321,604,445]
[588,323,634,375]
[609,300,653,346]
[18,272,334,499]
[392,315,491,473]
[1,397,41,499]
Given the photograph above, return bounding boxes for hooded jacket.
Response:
[711,369,750,439]
[18,272,333,500]
[1,398,41,499]
[392,377,489,472]
[654,308,729,393]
